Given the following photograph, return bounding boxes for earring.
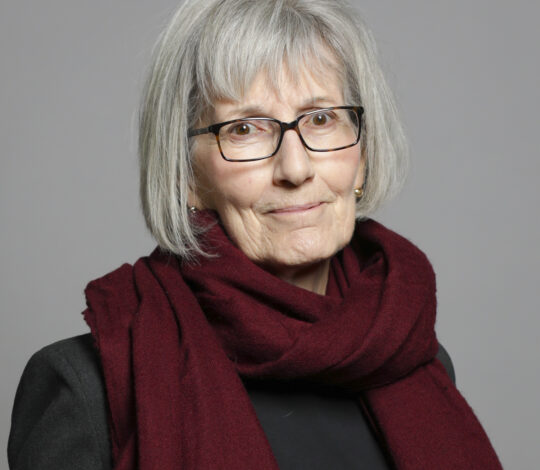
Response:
[354,187,364,199]
[189,206,197,213]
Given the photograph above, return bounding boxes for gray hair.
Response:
[139,0,408,258]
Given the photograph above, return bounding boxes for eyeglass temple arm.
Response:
[188,127,211,137]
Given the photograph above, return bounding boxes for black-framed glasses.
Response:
[188,106,364,162]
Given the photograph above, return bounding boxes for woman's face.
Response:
[192,68,365,287]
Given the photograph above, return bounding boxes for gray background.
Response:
[1,1,538,468]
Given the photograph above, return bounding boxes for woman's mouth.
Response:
[268,202,324,214]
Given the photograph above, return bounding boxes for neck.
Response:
[270,258,331,295]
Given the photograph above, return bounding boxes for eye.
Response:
[312,113,329,126]
[230,123,253,136]
[306,110,337,128]
[223,120,275,142]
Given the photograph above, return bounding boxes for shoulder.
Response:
[26,334,103,382]
[436,342,456,384]
[9,334,111,470]
[17,334,107,421]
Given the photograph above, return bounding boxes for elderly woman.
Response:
[9,0,502,469]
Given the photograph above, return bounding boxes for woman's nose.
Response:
[272,129,315,187]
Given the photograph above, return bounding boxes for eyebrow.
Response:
[220,96,337,121]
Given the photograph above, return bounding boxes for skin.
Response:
[191,68,365,294]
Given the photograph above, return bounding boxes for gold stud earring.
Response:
[354,187,364,199]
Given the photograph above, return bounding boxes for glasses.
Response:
[188,106,364,162]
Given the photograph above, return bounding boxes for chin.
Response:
[265,234,345,272]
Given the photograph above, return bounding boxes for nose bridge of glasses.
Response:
[276,118,308,153]
[279,119,301,135]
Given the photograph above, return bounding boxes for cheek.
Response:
[196,152,268,212]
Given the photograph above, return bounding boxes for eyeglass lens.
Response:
[218,108,360,161]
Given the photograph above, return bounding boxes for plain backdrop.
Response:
[1,1,539,469]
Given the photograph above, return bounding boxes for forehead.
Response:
[213,65,345,121]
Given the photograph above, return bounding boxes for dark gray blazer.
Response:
[8,334,455,470]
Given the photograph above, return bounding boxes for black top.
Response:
[8,334,455,470]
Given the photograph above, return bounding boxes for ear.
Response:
[354,150,367,189]
[188,149,215,210]
[187,185,204,210]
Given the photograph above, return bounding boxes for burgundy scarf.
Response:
[83,212,501,469]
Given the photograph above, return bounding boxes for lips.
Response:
[268,202,324,214]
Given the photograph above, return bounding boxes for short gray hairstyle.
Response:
[139,0,408,258]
